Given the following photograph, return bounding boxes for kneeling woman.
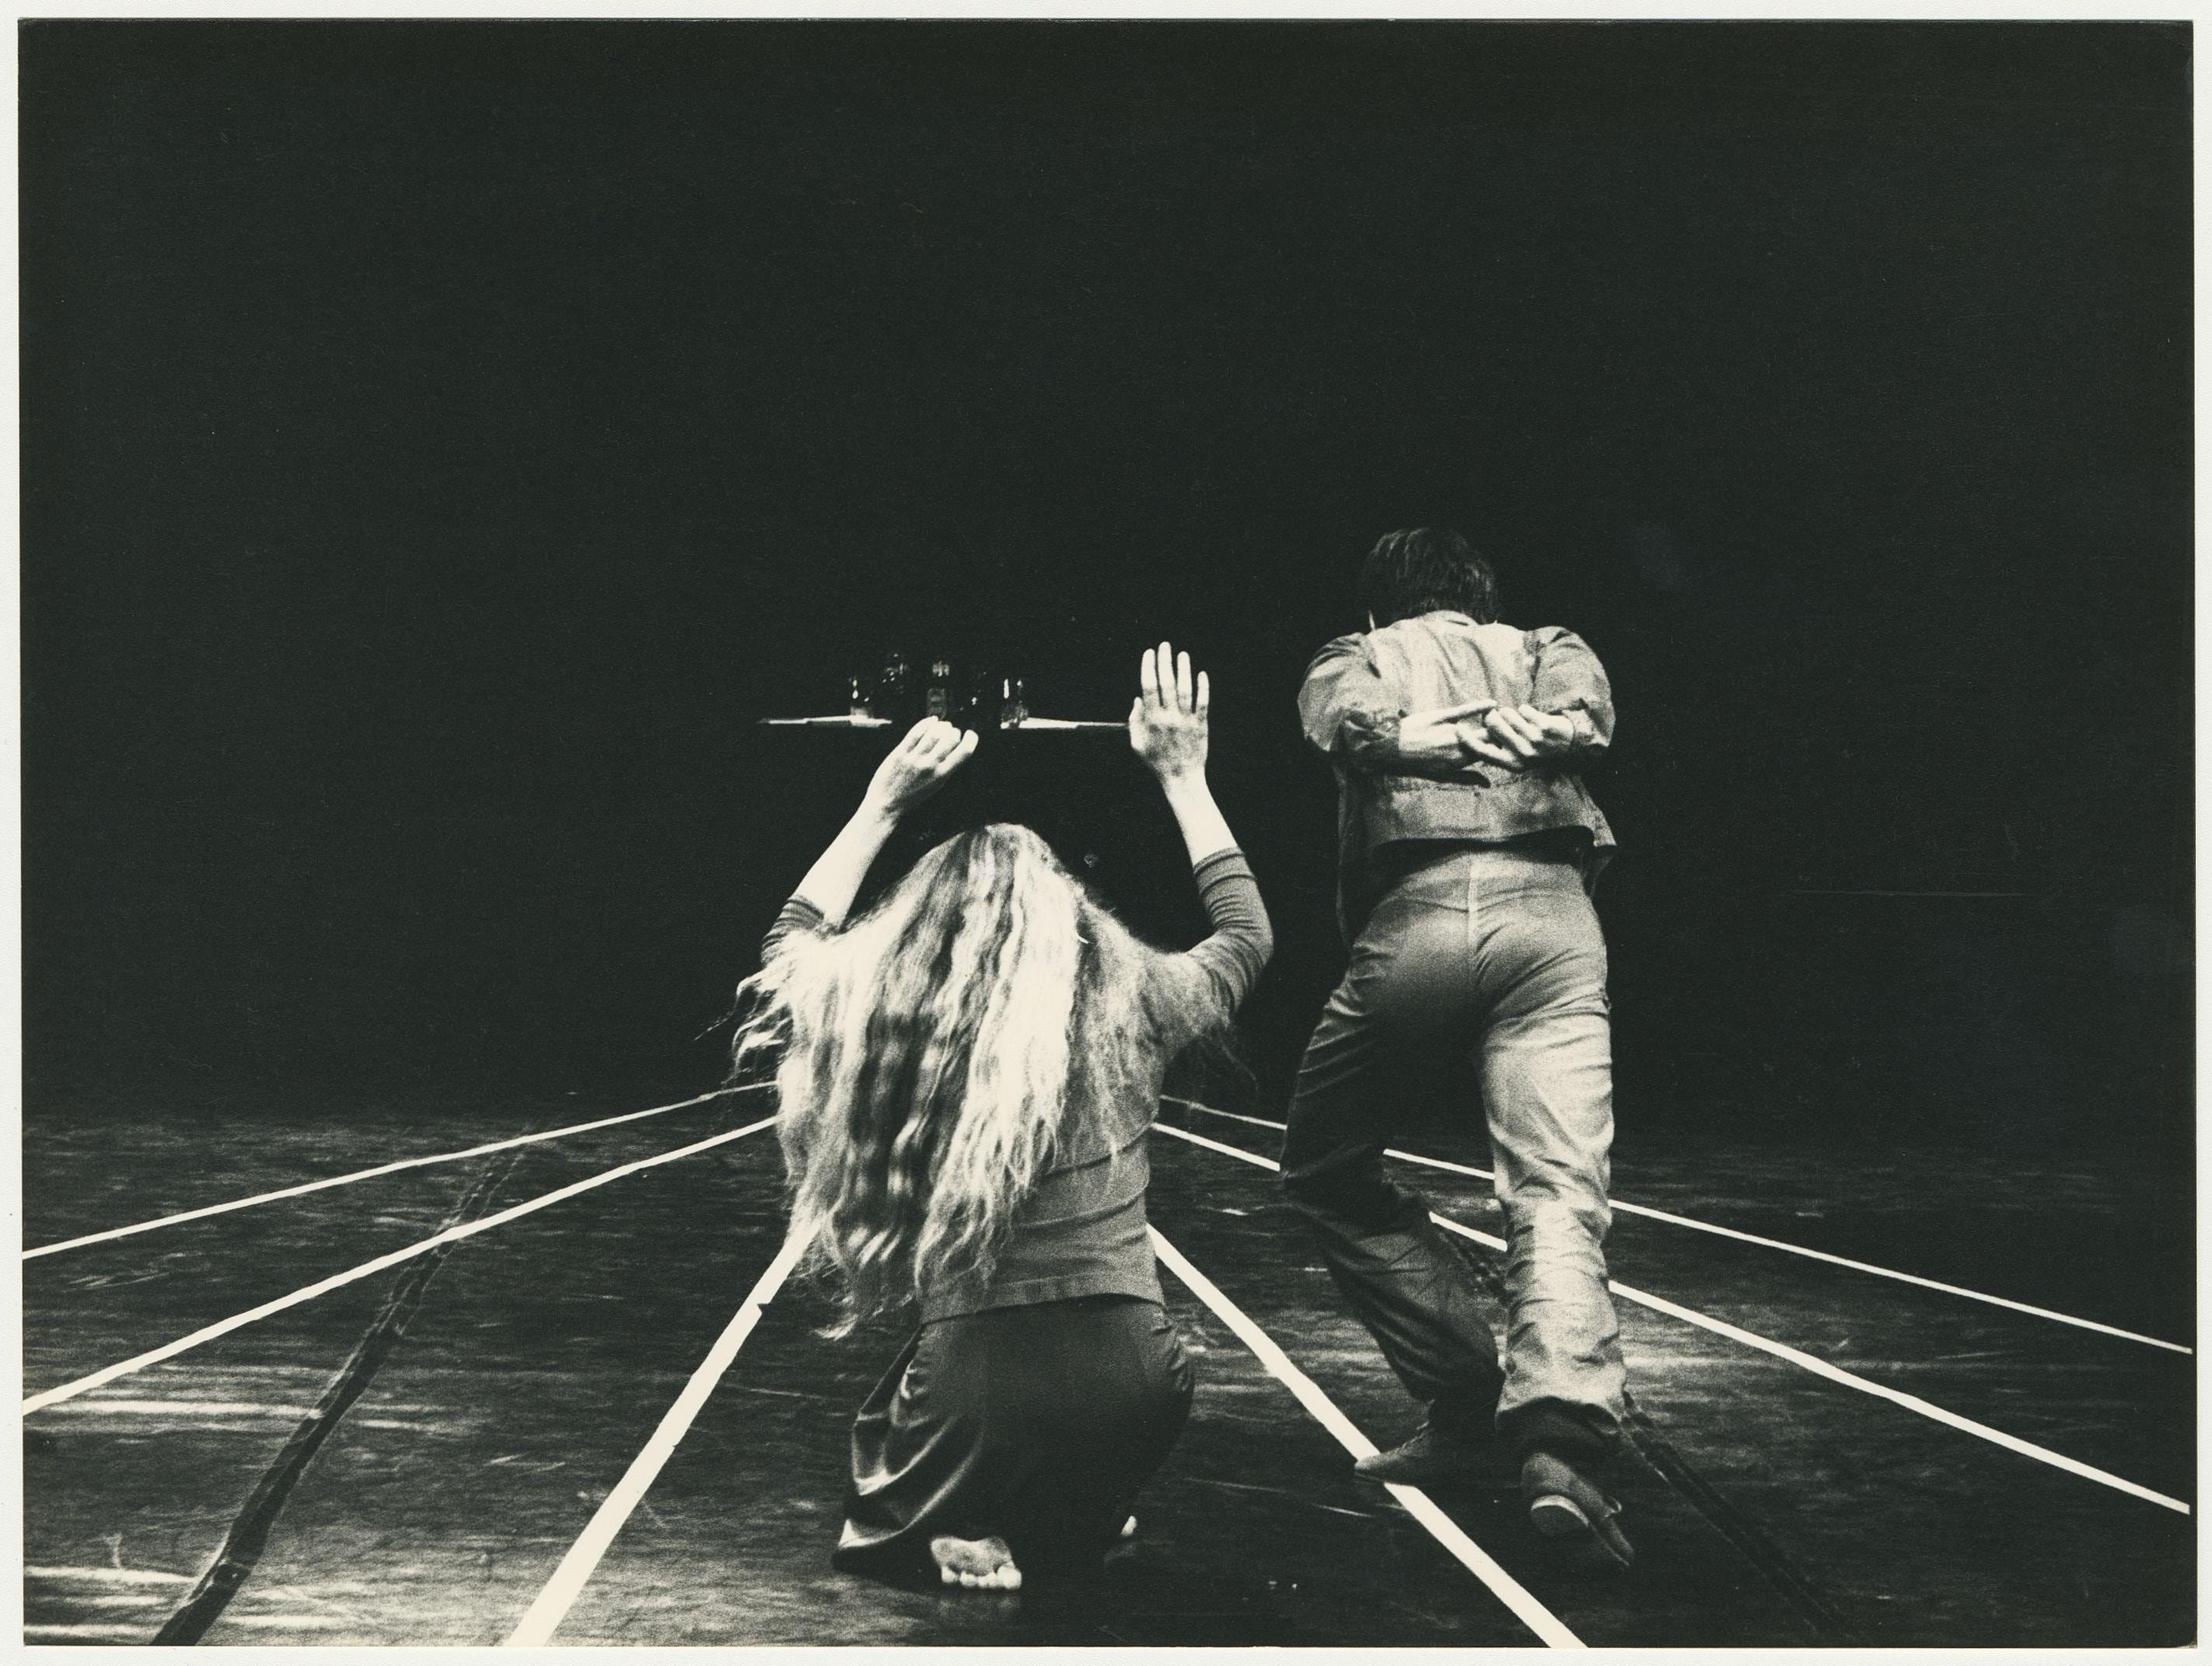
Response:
[736,643,1271,1592]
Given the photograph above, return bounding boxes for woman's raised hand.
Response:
[862,717,977,821]
[788,718,973,928]
[1127,641,1210,785]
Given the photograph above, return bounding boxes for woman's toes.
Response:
[931,1534,1020,1593]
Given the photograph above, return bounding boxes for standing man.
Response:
[1282,527,1633,1567]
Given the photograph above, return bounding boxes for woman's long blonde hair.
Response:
[732,823,1211,1334]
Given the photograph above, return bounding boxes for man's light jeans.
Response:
[1280,842,1626,1463]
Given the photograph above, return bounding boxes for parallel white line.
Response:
[1148,1225,1581,1649]
[1160,1096,2191,1357]
[1162,1098,1285,1133]
[1423,1216,2193,1519]
[22,1116,779,1416]
[505,1232,809,1647]
[1151,1119,2191,1518]
[24,1086,763,1262]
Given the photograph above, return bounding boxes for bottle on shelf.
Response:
[959,667,999,733]
[925,658,953,719]
[877,651,915,726]
[999,676,1029,728]
[847,672,872,723]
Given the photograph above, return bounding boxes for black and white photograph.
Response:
[16,12,2196,1650]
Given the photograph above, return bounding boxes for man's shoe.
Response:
[1353,1420,1494,1486]
[1522,1450,1634,1569]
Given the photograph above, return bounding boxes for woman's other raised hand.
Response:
[1127,641,1210,785]
[862,717,978,822]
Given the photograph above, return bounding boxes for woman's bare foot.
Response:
[930,1535,1022,1591]
[1120,1516,1138,1540]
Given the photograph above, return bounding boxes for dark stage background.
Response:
[23,23,2193,1179]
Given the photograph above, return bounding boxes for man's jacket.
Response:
[1298,609,1617,941]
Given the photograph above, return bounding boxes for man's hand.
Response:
[1343,699,1581,777]
[1393,700,1497,770]
[861,718,977,821]
[1477,704,1579,765]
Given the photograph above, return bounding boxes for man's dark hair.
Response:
[1359,527,1500,627]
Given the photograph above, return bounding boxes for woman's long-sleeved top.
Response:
[761,848,1273,1322]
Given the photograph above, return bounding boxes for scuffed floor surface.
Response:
[22,1086,2195,1647]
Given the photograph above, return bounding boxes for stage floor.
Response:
[21,1088,2196,1647]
